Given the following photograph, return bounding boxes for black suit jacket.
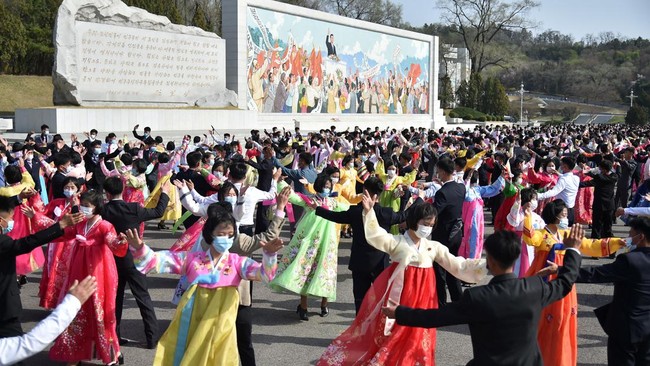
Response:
[577,247,650,345]
[175,169,212,196]
[102,195,169,273]
[396,249,582,366]
[246,158,274,191]
[315,200,420,272]
[580,171,618,211]
[24,158,42,193]
[431,181,466,246]
[0,223,64,325]
[326,36,336,56]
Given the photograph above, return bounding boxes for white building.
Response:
[439,45,471,93]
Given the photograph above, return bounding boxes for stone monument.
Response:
[53,0,237,108]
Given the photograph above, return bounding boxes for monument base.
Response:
[15,107,446,135]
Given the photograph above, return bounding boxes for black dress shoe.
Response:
[146,340,157,349]
[296,305,309,321]
[320,306,329,317]
[118,354,124,365]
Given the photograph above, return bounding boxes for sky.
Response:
[397,0,650,41]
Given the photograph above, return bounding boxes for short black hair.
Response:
[406,202,437,231]
[218,182,239,205]
[62,176,82,190]
[40,124,49,131]
[629,217,650,239]
[363,176,384,197]
[132,158,148,174]
[298,152,313,166]
[186,151,202,168]
[120,153,133,166]
[599,159,613,172]
[202,203,237,244]
[484,231,521,269]
[229,162,248,181]
[519,188,537,205]
[313,173,332,193]
[541,199,567,225]
[436,158,455,175]
[80,190,103,215]
[4,165,22,185]
[0,195,18,213]
[53,153,71,167]
[144,127,151,133]
[560,156,576,170]
[103,176,124,195]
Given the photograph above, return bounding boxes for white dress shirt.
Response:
[537,171,580,208]
[234,183,277,226]
[0,294,81,366]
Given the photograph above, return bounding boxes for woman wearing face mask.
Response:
[573,154,594,226]
[47,190,129,366]
[375,157,418,234]
[270,174,350,321]
[318,192,487,366]
[338,155,359,203]
[528,159,560,215]
[522,199,625,366]
[145,141,188,230]
[128,203,283,366]
[493,169,526,231]
[22,177,83,309]
[506,188,546,277]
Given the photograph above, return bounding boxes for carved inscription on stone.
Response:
[75,21,223,104]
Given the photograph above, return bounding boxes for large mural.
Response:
[246,5,431,114]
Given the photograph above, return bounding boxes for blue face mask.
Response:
[224,196,238,207]
[212,236,234,253]
[318,188,331,198]
[558,217,569,230]
[2,219,14,234]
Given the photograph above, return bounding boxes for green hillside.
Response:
[0,75,53,114]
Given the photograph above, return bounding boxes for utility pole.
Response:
[519,82,526,124]
[627,89,638,107]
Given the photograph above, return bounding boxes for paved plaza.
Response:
[18,215,623,365]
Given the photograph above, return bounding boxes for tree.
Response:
[467,72,483,109]
[481,76,509,115]
[456,80,469,107]
[324,0,404,27]
[625,105,649,126]
[0,2,27,73]
[439,74,455,108]
[191,3,209,31]
[438,0,539,73]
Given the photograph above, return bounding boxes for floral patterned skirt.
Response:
[318,263,437,366]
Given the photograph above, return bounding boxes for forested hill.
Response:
[413,23,650,106]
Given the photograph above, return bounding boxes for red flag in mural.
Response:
[407,63,421,86]
[256,50,266,69]
[314,50,323,83]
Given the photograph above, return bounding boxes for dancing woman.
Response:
[318,192,487,365]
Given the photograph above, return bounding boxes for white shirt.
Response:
[624,207,650,217]
[0,294,81,366]
[537,171,580,208]
[234,183,277,226]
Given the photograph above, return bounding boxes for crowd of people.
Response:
[0,120,649,366]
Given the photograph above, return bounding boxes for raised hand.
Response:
[172,179,186,190]
[185,179,195,192]
[361,189,374,214]
[615,207,625,217]
[134,124,140,131]
[276,186,292,211]
[259,238,284,254]
[20,206,35,218]
[59,213,85,229]
[68,276,98,304]
[85,172,93,182]
[18,187,37,200]
[124,228,143,250]
[563,223,584,250]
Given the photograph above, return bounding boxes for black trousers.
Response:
[115,253,159,344]
[614,186,630,211]
[351,266,384,314]
[236,282,256,366]
[254,202,270,235]
[435,237,463,307]
[591,206,614,239]
[608,336,650,366]
[567,206,575,227]
[489,193,504,224]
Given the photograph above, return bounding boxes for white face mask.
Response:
[387,169,396,177]
[515,178,523,185]
[530,199,538,211]
[331,177,339,185]
[415,224,432,239]
[79,206,94,218]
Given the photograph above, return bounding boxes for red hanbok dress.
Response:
[48,219,128,364]
[11,195,47,275]
[32,198,76,309]
[527,169,559,215]
[574,169,594,225]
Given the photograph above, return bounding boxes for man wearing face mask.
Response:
[0,193,84,339]
[34,124,52,146]
[574,217,650,366]
[101,177,170,348]
[132,124,152,142]
[579,159,617,239]
[49,154,73,200]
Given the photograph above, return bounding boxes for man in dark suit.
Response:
[577,217,650,366]
[315,177,417,313]
[579,159,618,239]
[22,146,42,194]
[431,158,467,306]
[0,194,83,338]
[175,151,215,229]
[325,31,337,57]
[614,147,637,210]
[383,228,583,366]
[49,153,72,199]
[102,177,170,348]
[245,145,275,234]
